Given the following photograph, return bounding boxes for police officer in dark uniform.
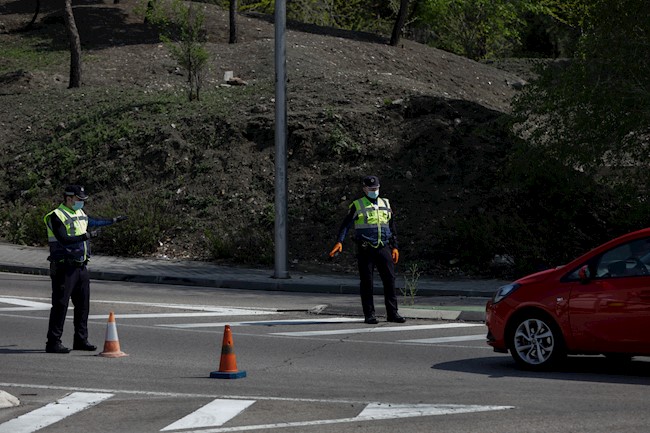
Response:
[44,185,127,354]
[329,175,405,324]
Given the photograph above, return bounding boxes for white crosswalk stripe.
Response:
[88,306,278,320]
[400,334,486,344]
[158,317,361,329]
[174,402,513,433]
[0,390,513,433]
[0,297,52,312]
[270,322,483,337]
[0,392,113,433]
[88,311,277,320]
[161,399,255,431]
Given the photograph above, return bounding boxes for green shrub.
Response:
[206,229,273,265]
[144,0,209,101]
[400,262,423,305]
[433,140,650,278]
[0,201,55,246]
[328,124,361,156]
[205,229,234,259]
[90,193,179,257]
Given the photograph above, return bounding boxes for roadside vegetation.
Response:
[0,0,648,279]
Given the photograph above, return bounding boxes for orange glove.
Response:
[329,242,343,257]
[392,248,399,264]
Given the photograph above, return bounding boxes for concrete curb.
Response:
[0,264,48,277]
[0,263,497,298]
[399,308,486,322]
[0,242,500,321]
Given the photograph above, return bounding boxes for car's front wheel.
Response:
[509,314,565,370]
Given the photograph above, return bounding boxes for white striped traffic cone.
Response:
[98,311,128,358]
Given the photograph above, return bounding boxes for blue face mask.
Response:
[72,201,84,211]
[366,190,379,199]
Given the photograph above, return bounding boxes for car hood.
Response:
[515,266,564,284]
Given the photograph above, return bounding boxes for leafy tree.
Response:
[145,0,210,101]
[542,0,591,29]
[415,0,550,60]
[513,0,650,179]
[239,0,385,31]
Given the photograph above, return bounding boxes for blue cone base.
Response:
[210,370,247,379]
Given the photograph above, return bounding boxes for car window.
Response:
[594,237,650,279]
[563,266,583,281]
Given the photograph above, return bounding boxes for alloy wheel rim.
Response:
[514,318,554,365]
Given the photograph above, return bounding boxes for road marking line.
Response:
[179,403,514,433]
[0,383,514,433]
[0,392,113,433]
[357,402,514,419]
[0,297,52,312]
[158,318,361,328]
[91,300,278,312]
[88,310,278,320]
[0,382,367,404]
[271,322,483,337]
[0,296,279,315]
[400,334,486,344]
[161,399,255,431]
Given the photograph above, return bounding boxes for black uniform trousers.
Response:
[357,244,399,319]
[47,262,90,345]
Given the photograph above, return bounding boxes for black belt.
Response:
[54,259,88,268]
[359,241,386,249]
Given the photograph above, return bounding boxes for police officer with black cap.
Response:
[44,185,128,354]
[329,175,405,324]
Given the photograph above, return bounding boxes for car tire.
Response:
[509,314,565,370]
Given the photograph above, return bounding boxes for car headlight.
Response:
[492,283,520,304]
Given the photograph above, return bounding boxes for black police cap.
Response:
[362,175,380,188]
[64,185,88,200]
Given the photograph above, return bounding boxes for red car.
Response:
[486,227,650,370]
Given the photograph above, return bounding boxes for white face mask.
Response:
[72,201,84,211]
[366,190,379,199]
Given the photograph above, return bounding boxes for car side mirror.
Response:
[578,265,591,282]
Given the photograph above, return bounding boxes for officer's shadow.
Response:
[0,345,44,354]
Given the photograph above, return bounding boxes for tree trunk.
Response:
[390,0,410,46]
[144,1,154,24]
[25,0,41,31]
[229,0,238,44]
[63,0,82,88]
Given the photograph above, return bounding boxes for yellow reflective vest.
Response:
[44,204,89,263]
[351,196,392,247]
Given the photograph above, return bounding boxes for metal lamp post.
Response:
[274,0,289,279]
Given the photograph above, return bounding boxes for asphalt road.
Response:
[1,273,650,433]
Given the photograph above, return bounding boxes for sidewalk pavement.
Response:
[0,242,509,322]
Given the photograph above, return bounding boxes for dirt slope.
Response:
[0,0,528,277]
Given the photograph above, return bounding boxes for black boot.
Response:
[73,340,97,351]
[46,341,71,354]
[364,315,378,324]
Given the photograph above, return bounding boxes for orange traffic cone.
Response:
[98,311,128,358]
[210,325,246,379]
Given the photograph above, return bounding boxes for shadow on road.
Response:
[0,345,44,354]
[434,355,650,384]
